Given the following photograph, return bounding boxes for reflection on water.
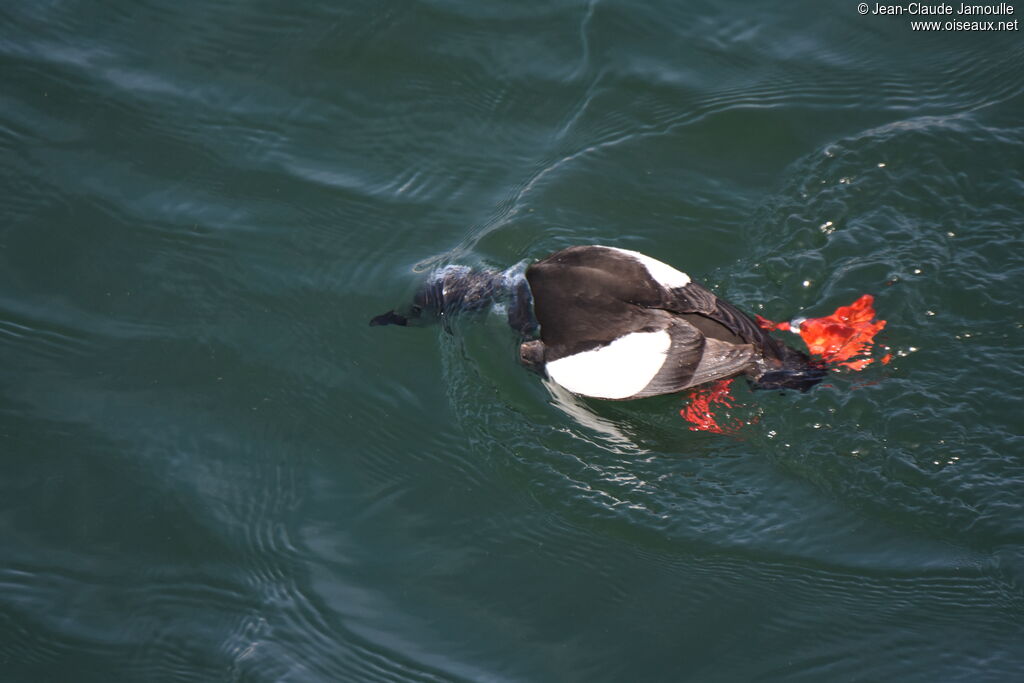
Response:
[543,379,646,454]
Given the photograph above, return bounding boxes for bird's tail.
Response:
[750,345,828,392]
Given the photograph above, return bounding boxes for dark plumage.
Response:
[520,246,822,399]
[371,245,824,398]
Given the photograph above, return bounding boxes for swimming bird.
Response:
[371,245,824,398]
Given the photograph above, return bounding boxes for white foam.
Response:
[499,260,530,289]
[609,247,690,288]
[545,330,671,399]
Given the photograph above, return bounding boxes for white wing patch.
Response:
[609,247,691,288]
[545,330,671,399]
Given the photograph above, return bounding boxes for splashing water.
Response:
[681,295,888,432]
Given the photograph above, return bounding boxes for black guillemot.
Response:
[370,245,824,398]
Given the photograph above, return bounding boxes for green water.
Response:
[2,1,1023,681]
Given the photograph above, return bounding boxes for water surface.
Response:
[2,1,1023,681]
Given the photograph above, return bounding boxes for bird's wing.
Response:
[627,321,754,398]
